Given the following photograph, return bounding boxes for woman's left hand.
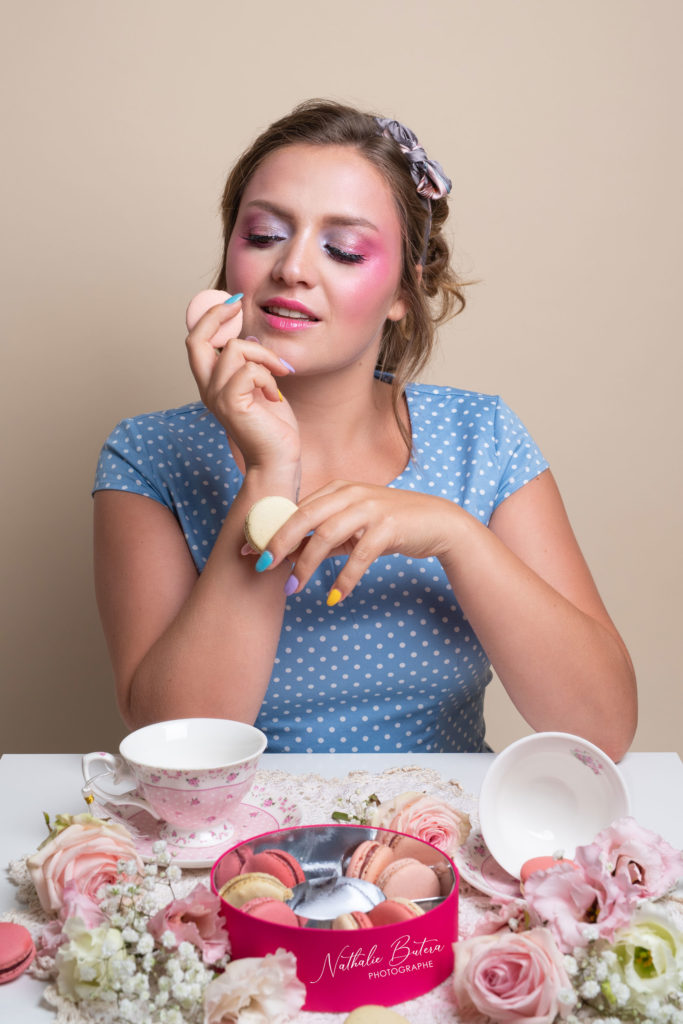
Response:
[251,481,461,601]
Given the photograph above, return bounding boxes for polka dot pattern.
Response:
[94,383,548,753]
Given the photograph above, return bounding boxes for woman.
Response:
[93,100,637,760]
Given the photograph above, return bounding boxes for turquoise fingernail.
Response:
[224,293,244,305]
[255,550,273,572]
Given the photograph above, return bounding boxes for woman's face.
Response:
[224,143,407,375]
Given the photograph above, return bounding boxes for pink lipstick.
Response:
[261,297,319,331]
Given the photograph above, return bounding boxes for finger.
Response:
[188,334,290,398]
[185,303,244,393]
[262,498,381,592]
[191,295,243,343]
[209,360,283,410]
[321,523,391,604]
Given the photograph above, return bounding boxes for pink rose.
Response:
[453,927,573,1023]
[578,816,683,900]
[524,861,634,952]
[27,813,143,915]
[38,882,106,956]
[147,883,229,964]
[472,898,528,937]
[368,791,471,855]
[204,948,305,1024]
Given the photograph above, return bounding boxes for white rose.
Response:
[55,917,130,1002]
[611,905,683,1013]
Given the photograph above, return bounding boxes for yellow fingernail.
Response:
[326,587,342,607]
[278,389,284,402]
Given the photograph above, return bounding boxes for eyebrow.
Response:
[243,199,379,232]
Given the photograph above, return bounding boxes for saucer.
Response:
[452,826,522,900]
[93,787,302,869]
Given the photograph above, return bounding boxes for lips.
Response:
[261,297,319,322]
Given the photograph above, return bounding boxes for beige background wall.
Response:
[1,1,681,756]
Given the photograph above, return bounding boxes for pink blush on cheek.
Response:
[340,249,404,326]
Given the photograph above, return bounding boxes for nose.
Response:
[271,230,318,288]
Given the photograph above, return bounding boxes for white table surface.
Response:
[2,751,682,1020]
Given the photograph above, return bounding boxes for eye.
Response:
[243,233,285,247]
[325,243,367,265]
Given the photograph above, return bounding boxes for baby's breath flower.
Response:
[121,926,139,944]
[167,864,182,882]
[564,954,578,976]
[136,932,154,955]
[559,987,577,1007]
[161,930,177,949]
[177,940,196,962]
[580,978,600,999]
[594,957,608,981]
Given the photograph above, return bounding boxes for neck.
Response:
[283,367,409,494]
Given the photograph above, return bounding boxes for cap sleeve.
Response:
[492,398,549,509]
[92,416,171,508]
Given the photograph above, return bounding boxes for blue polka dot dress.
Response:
[93,382,548,753]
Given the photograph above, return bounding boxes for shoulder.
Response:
[102,401,220,446]
[111,400,210,432]
[404,381,504,425]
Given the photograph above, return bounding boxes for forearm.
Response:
[117,470,298,729]
[440,507,637,761]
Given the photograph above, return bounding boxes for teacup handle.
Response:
[81,750,161,818]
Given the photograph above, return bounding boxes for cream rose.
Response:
[55,917,130,1002]
[611,905,683,1014]
[27,813,143,915]
[453,927,574,1023]
[203,948,306,1024]
[367,791,471,855]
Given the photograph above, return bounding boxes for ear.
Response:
[386,263,422,322]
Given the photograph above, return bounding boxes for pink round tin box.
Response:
[211,822,459,1012]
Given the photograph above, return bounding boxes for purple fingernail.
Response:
[284,574,299,596]
[279,357,296,372]
[246,335,261,343]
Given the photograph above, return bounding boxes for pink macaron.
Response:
[381,832,444,866]
[242,849,306,887]
[367,898,425,928]
[376,858,441,900]
[520,856,579,885]
[185,288,243,347]
[345,840,396,885]
[239,897,302,927]
[0,922,36,984]
[218,845,252,881]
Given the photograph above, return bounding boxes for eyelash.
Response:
[242,234,366,265]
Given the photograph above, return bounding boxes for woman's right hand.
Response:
[185,298,300,471]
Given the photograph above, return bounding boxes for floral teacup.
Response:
[82,718,267,848]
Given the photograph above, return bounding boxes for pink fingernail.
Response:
[246,335,261,343]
